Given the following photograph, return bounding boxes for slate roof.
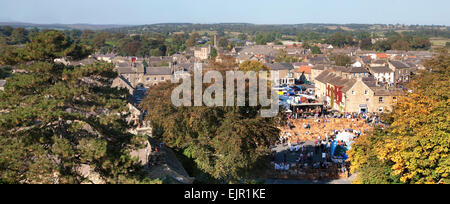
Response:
[145,67,172,75]
[117,67,135,74]
[309,56,330,64]
[390,61,410,69]
[372,88,404,96]
[237,45,280,56]
[264,63,294,71]
[372,59,387,64]
[311,65,325,70]
[315,70,357,93]
[348,66,369,73]
[370,66,393,73]
[293,62,310,67]
[362,77,377,88]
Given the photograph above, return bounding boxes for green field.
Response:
[430,37,450,48]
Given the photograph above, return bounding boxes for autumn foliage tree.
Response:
[348,50,450,184]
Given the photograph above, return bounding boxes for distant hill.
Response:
[0,22,131,30]
[0,22,448,38]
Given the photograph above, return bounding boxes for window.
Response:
[365,90,368,95]
[352,90,355,95]
[161,77,165,81]
[146,77,150,81]
[379,97,384,103]
[154,77,157,81]
[366,98,370,102]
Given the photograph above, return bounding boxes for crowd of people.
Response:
[270,111,383,180]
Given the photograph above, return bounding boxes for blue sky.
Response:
[0,0,448,25]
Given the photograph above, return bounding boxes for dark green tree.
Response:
[311,46,322,54]
[140,70,281,183]
[0,32,156,184]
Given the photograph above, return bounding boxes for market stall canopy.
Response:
[335,131,355,143]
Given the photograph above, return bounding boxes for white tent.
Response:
[335,131,355,143]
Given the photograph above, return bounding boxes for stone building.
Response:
[388,61,416,83]
[369,66,395,85]
[193,44,211,60]
[315,69,402,113]
[115,61,173,88]
[264,63,295,85]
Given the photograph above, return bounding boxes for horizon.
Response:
[1,21,448,27]
[1,0,449,26]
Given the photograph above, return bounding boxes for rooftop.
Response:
[264,63,294,71]
[145,67,172,75]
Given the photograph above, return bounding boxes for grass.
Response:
[430,37,449,46]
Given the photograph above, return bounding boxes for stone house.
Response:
[388,61,415,83]
[369,66,395,85]
[264,63,295,85]
[193,44,211,60]
[311,65,326,82]
[315,70,401,113]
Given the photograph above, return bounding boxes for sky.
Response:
[0,0,449,25]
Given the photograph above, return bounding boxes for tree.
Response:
[140,66,280,183]
[275,50,299,63]
[238,33,247,41]
[239,60,269,72]
[210,47,218,59]
[10,28,29,44]
[0,66,12,79]
[310,46,322,54]
[327,32,347,48]
[348,51,450,184]
[0,26,13,37]
[120,40,141,57]
[359,38,373,50]
[0,30,91,65]
[391,39,410,51]
[218,38,228,48]
[186,33,200,47]
[332,54,352,66]
[0,33,156,183]
[92,32,110,51]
